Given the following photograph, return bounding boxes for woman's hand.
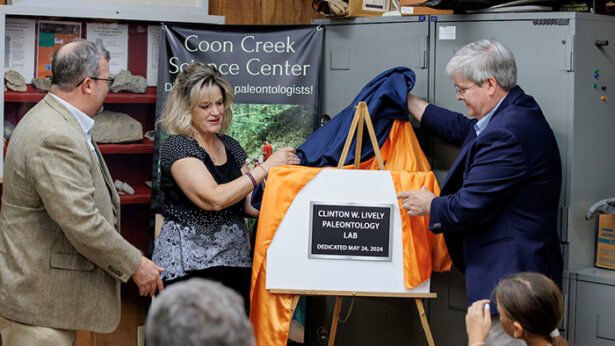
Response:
[466,299,492,345]
[261,147,300,173]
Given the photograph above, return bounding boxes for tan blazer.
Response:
[0,94,142,333]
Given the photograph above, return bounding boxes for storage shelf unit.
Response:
[99,140,154,154]
[5,86,157,103]
[0,2,224,346]
[0,1,224,178]
[118,184,152,205]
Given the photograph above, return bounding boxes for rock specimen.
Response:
[32,78,52,92]
[5,70,27,92]
[4,121,15,140]
[93,110,143,143]
[109,70,147,93]
[144,129,155,141]
[114,179,135,195]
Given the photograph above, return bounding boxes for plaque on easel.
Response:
[266,102,437,346]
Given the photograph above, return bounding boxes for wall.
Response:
[9,0,201,5]
[210,0,325,25]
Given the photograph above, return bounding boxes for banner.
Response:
[150,24,323,216]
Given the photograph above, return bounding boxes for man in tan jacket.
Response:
[0,39,163,345]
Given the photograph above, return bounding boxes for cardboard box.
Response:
[329,0,391,18]
[596,214,615,270]
[350,0,390,17]
[400,6,454,15]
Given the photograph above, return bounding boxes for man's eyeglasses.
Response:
[455,83,480,97]
[75,76,114,87]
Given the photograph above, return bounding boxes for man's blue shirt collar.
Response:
[474,96,505,136]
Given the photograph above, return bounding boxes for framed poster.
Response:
[146,25,160,86]
[37,21,82,79]
[5,18,36,83]
[86,22,128,75]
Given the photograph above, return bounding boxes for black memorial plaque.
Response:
[309,202,392,261]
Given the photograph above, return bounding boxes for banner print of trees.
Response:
[228,103,314,167]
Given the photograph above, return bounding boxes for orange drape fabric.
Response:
[249,120,452,346]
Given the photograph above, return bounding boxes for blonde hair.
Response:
[160,63,234,136]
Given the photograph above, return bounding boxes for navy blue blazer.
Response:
[421,86,563,306]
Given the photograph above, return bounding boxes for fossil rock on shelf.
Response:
[32,78,52,92]
[5,70,27,92]
[109,70,147,94]
[93,110,143,143]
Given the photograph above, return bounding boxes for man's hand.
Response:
[397,186,435,216]
[132,256,164,296]
[407,92,429,122]
[465,299,492,345]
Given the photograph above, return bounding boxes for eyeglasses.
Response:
[75,76,114,87]
[455,83,480,97]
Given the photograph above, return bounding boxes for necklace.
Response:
[206,148,218,164]
[194,133,223,165]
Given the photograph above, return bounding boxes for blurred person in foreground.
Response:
[146,278,254,346]
[466,272,569,346]
[0,39,163,346]
[397,39,562,345]
[152,63,299,308]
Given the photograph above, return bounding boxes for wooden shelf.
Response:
[99,139,154,154]
[105,86,157,103]
[118,183,152,205]
[4,85,157,103]
[5,139,154,155]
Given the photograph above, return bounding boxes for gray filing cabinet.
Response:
[314,12,615,346]
[430,13,615,346]
[320,15,430,117]
[568,268,615,345]
[314,16,466,346]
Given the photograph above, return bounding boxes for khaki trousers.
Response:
[0,315,76,346]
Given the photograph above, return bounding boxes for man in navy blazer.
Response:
[398,39,562,345]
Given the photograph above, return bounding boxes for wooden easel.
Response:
[272,102,437,346]
[278,289,437,346]
[336,101,384,170]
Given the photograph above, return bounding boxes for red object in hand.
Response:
[262,142,273,161]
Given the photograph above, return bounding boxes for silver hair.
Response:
[51,38,110,92]
[445,39,517,91]
[145,278,254,346]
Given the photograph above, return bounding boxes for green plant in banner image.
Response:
[228,103,313,165]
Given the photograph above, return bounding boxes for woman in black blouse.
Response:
[152,63,299,307]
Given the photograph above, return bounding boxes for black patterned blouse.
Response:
[152,134,251,281]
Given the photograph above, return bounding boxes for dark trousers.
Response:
[163,266,252,313]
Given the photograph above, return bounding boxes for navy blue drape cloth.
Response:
[251,66,416,209]
[297,66,416,167]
